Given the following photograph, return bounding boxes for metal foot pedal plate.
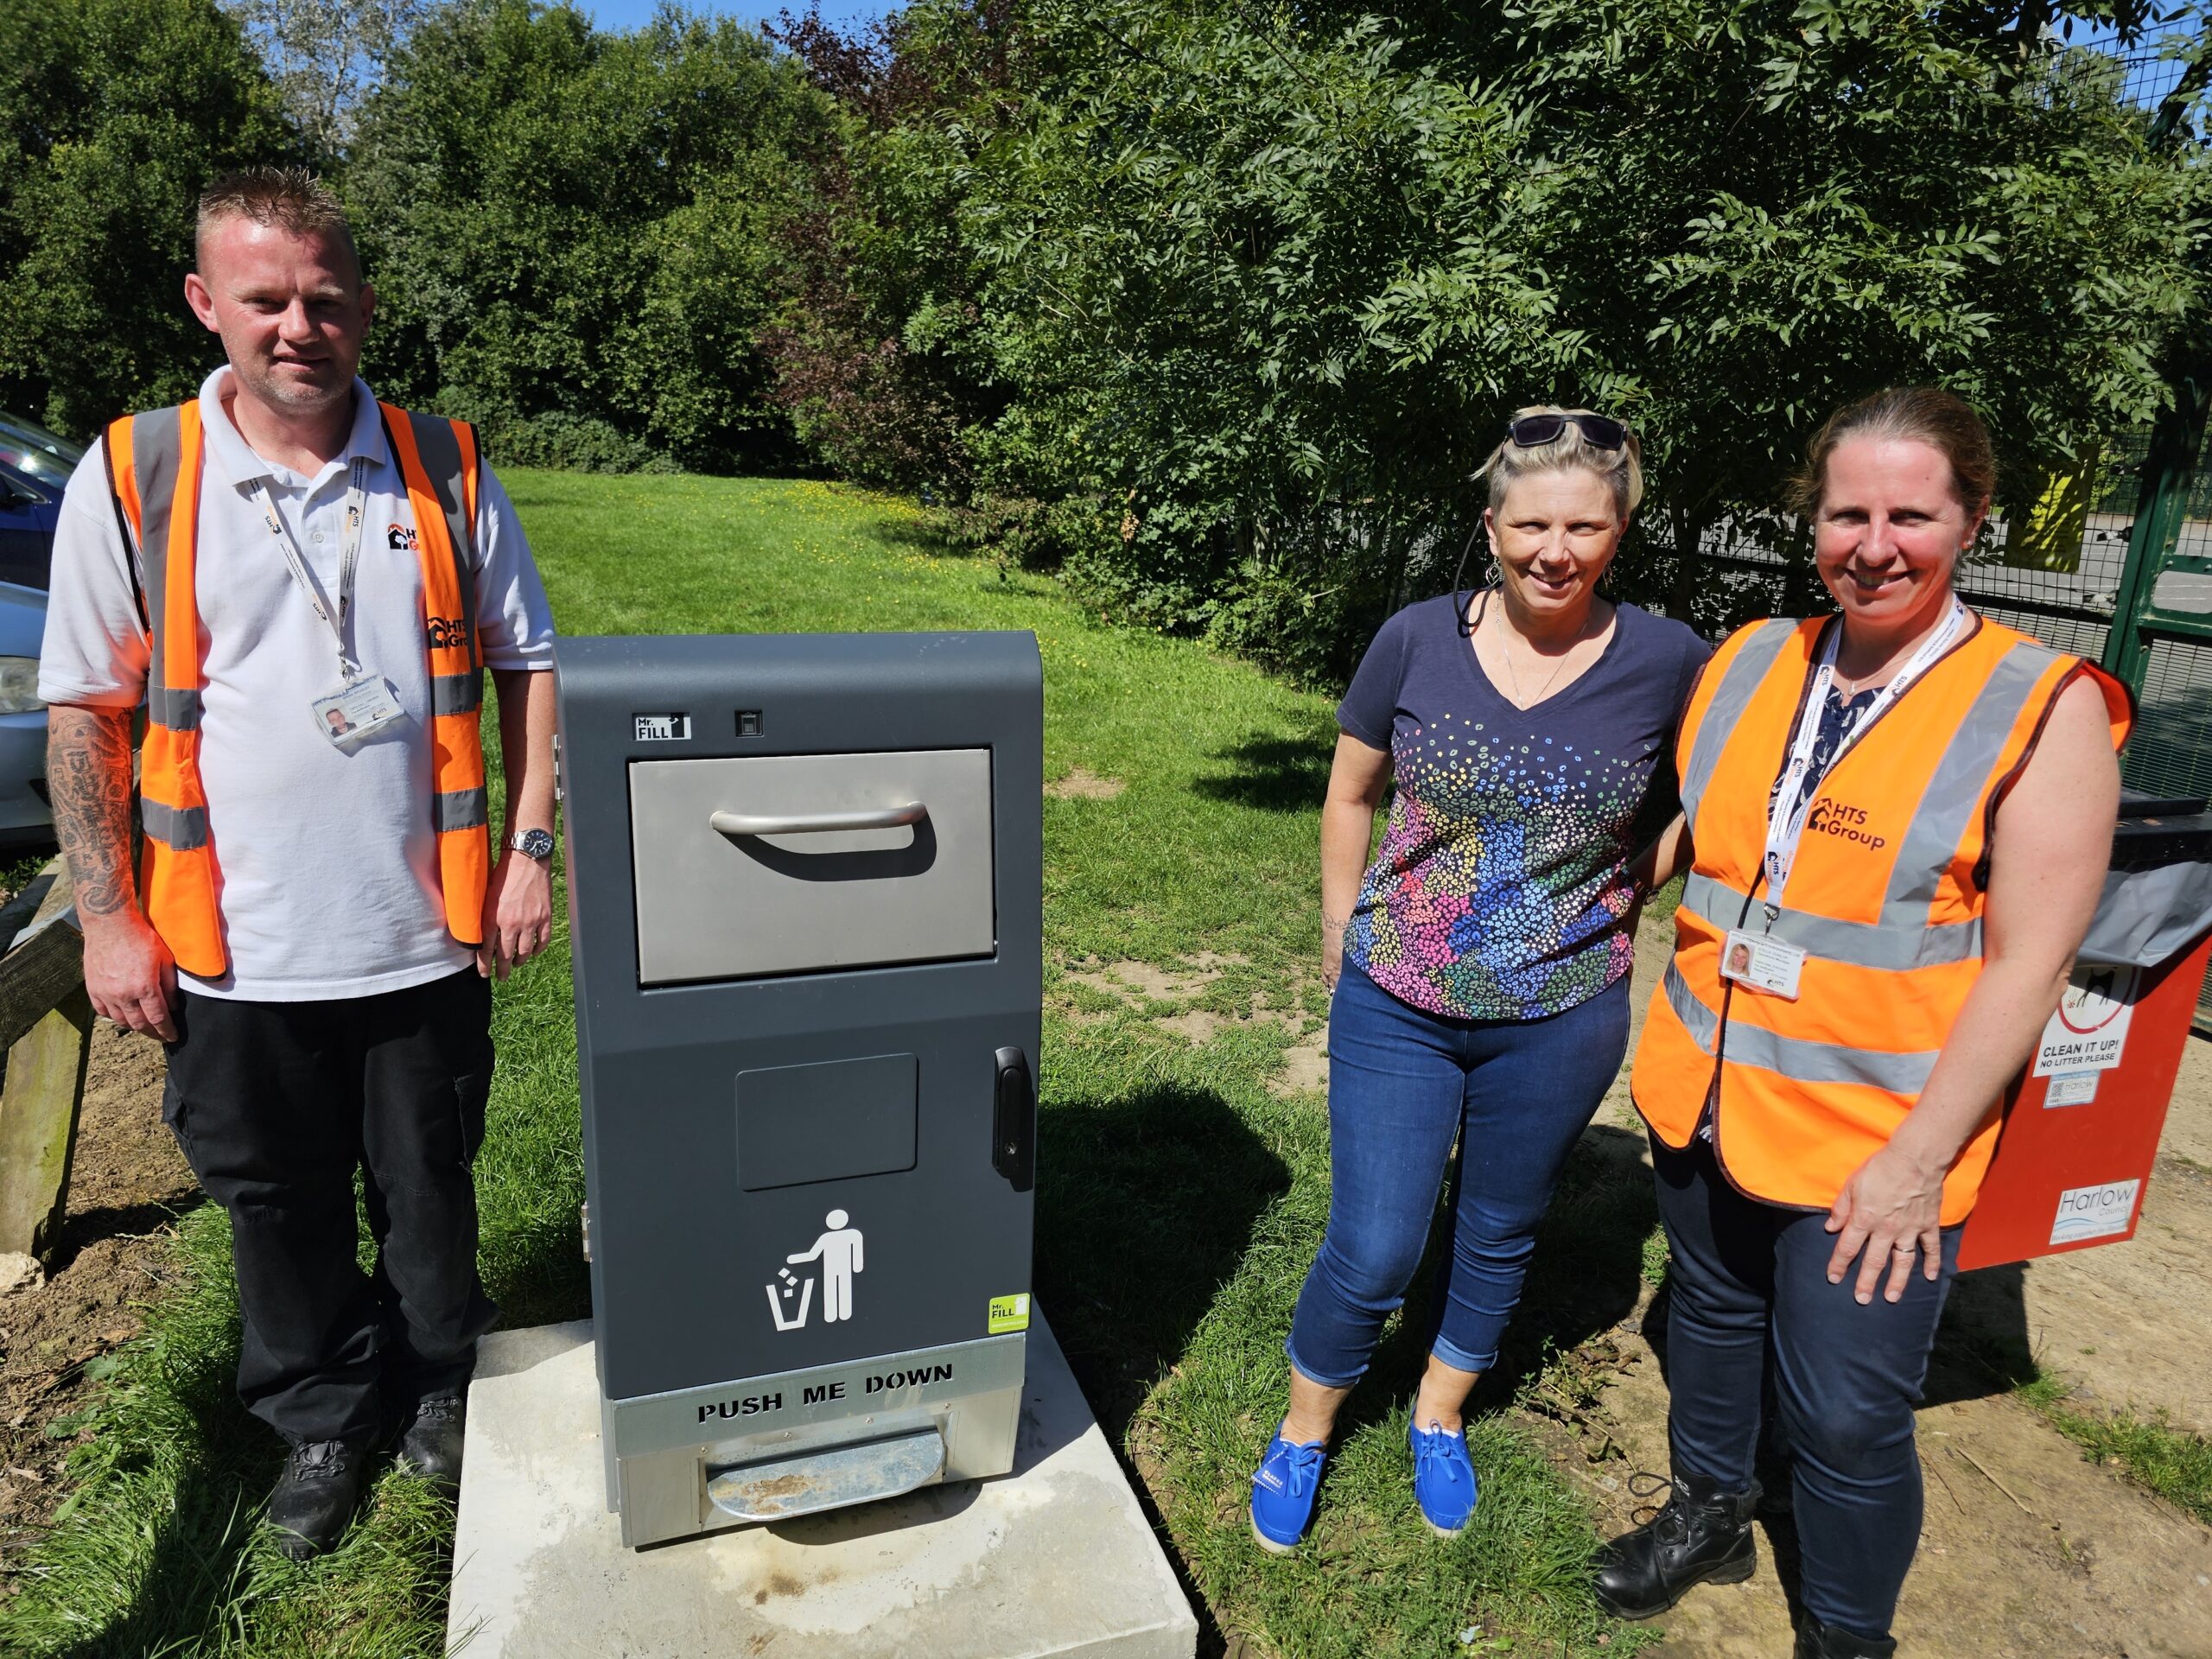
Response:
[706,1427,946,1523]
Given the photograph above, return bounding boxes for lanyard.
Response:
[252,458,370,680]
[1761,600,1967,914]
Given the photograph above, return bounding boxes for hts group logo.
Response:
[425,616,469,650]
[386,524,420,552]
[1805,800,1889,851]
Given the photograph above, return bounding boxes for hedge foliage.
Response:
[0,0,2205,677]
[782,0,2209,675]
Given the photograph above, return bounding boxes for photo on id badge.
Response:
[313,675,405,750]
[1722,928,1803,999]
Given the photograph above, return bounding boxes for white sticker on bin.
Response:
[2043,1071,2101,1109]
[2050,1179,2141,1246]
[2031,964,2139,1077]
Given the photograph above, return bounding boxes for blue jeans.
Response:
[1286,960,1630,1386]
[1654,1133,1961,1643]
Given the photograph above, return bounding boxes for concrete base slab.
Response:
[448,1310,1198,1659]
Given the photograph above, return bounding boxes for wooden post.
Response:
[0,861,92,1262]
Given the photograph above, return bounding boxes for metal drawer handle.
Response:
[710,802,927,836]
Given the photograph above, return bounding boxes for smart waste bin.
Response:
[1959,792,2212,1269]
[554,632,1043,1548]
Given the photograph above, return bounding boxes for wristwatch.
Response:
[510,827,556,862]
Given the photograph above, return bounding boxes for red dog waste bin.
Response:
[1958,800,2212,1271]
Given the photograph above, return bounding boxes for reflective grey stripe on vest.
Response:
[146,683,202,731]
[1669,957,1939,1094]
[1881,641,2064,913]
[141,798,209,850]
[431,671,482,716]
[434,787,488,832]
[130,406,184,689]
[397,410,480,675]
[1680,872,1983,969]
[1723,1020,1939,1095]
[1681,619,1798,828]
[1664,958,1720,1052]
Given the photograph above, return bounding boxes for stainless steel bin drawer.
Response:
[628,749,995,985]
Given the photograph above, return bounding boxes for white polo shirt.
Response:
[38,367,556,1001]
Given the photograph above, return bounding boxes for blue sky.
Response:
[579,0,886,33]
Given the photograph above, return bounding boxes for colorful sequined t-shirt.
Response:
[1338,595,1709,1022]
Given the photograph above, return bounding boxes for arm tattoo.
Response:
[47,707,139,920]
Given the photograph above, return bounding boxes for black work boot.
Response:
[395,1393,467,1497]
[1796,1617,1898,1658]
[267,1440,372,1560]
[1592,1470,1760,1619]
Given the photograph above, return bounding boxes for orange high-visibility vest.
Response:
[103,400,490,978]
[1631,612,2131,1225]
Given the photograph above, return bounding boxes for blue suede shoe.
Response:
[1249,1427,1328,1553]
[1409,1418,1478,1537]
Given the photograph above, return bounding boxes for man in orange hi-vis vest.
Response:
[38,168,558,1560]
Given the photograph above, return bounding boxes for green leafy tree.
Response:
[347,0,831,472]
[224,0,426,156]
[789,0,2206,672]
[1365,0,2209,621]
[0,0,296,437]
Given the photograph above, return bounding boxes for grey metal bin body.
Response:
[555,632,1043,1548]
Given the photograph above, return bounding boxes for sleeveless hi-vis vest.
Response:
[103,400,491,979]
[1630,613,2132,1226]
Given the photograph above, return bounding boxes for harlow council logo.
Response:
[1805,800,1889,851]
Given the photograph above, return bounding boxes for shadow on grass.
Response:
[1192,731,1338,815]
[47,1191,207,1276]
[1032,1079,1289,1658]
[1034,1080,1292,1453]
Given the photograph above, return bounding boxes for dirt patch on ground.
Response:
[0,1021,192,1562]
[1044,766,1126,800]
[1270,1030,1329,1099]
[1536,1283,2212,1657]
[1062,952,1247,1006]
[1056,955,1331,1099]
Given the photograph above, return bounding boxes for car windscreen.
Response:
[0,413,83,488]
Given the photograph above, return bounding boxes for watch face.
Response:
[517,828,555,860]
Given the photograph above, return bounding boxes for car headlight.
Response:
[0,658,45,715]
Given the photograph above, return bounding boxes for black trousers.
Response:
[162,969,499,1446]
[1652,1132,1961,1643]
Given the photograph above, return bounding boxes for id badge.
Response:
[311,674,404,748]
[1720,928,1805,1001]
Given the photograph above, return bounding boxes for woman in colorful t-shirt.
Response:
[1249,409,1709,1552]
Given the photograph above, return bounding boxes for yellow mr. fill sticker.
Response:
[988,1293,1032,1334]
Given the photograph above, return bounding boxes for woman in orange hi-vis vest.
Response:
[1591,389,2129,1659]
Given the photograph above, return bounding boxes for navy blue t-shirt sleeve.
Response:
[1336,605,1414,750]
[1638,620,1713,830]
[1675,624,1714,715]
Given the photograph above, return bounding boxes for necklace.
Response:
[1480,592,1599,709]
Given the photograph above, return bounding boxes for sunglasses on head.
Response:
[1508,412,1629,451]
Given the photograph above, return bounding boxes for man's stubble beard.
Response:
[230,336,356,422]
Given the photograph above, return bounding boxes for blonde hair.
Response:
[1476,406,1644,519]
[195,167,360,285]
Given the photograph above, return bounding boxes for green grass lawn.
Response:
[1,474,1657,1657]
